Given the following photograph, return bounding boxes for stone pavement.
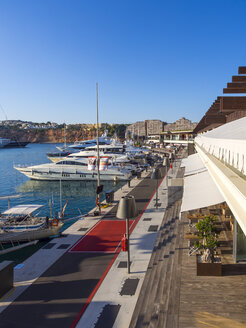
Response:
[0,162,181,328]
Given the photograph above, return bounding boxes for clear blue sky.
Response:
[0,0,246,124]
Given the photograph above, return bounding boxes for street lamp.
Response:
[151,167,162,208]
[116,195,138,274]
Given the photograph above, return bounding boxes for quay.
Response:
[1,151,246,328]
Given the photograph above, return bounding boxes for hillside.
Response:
[0,124,127,143]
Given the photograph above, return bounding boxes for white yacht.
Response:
[0,204,63,244]
[68,142,125,158]
[68,130,111,150]
[68,137,111,150]
[48,142,126,163]
[14,158,132,181]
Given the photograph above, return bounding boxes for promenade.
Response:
[0,161,173,327]
[1,153,246,328]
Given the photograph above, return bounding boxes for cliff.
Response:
[0,127,98,143]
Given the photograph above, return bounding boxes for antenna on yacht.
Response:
[96,82,101,214]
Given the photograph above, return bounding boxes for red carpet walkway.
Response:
[69,220,134,253]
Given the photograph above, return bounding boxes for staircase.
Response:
[129,187,184,328]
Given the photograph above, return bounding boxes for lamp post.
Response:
[151,167,162,209]
[116,195,138,274]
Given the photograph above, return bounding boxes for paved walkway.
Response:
[75,164,180,328]
[0,164,179,328]
[2,153,245,328]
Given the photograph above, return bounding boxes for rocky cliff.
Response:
[0,127,98,143]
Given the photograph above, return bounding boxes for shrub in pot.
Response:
[194,215,219,262]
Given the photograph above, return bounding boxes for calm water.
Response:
[0,143,124,218]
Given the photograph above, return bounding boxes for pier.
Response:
[1,153,246,328]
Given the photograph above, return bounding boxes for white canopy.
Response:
[195,116,246,173]
[2,204,43,216]
[180,170,225,213]
[181,153,207,177]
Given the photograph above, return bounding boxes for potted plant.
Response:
[194,215,222,276]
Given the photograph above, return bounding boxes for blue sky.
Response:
[0,0,246,124]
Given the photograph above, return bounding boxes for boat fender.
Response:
[96,197,100,207]
[51,218,59,226]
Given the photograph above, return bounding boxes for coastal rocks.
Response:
[0,127,97,143]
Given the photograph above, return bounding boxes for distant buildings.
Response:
[126,120,164,139]
[125,118,197,146]
[163,117,197,132]
[0,120,58,129]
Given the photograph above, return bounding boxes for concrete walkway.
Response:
[75,162,181,328]
[0,163,181,328]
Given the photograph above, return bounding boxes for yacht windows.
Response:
[56,161,87,166]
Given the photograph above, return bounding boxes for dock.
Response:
[1,154,246,328]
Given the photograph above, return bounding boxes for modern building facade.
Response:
[182,66,246,262]
[159,118,197,146]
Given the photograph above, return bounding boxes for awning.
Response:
[180,170,225,213]
[181,153,207,177]
[3,204,43,216]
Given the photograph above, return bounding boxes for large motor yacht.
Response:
[48,141,126,163]
[14,158,132,181]
[68,130,112,150]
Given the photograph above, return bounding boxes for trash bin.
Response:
[137,171,141,179]
[105,190,114,203]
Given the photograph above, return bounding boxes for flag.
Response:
[88,157,96,171]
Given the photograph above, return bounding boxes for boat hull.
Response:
[15,167,131,181]
[0,223,63,243]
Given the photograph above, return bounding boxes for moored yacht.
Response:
[48,141,126,163]
[14,158,132,181]
[68,130,111,150]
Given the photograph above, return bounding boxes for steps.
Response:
[129,188,183,328]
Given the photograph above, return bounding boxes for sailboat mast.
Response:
[96,82,100,187]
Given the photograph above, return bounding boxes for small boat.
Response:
[0,204,46,232]
[0,204,63,243]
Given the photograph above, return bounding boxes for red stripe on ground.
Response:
[70,252,119,328]
[70,169,170,327]
[69,220,133,253]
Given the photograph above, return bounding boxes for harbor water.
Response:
[0,143,124,216]
[0,144,125,264]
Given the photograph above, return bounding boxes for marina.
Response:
[1,147,245,328]
[1,3,246,327]
[0,144,126,218]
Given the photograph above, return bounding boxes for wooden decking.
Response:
[130,177,246,327]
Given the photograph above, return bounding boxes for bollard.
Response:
[128,179,131,188]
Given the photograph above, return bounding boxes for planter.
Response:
[196,254,222,276]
